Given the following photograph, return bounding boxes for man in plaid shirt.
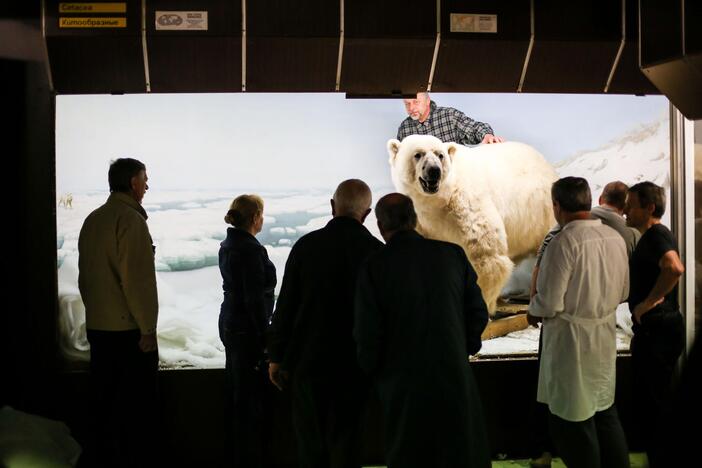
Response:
[397,92,504,145]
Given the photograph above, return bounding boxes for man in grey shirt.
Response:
[591,181,640,258]
[531,181,640,299]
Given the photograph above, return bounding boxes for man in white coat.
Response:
[529,177,630,468]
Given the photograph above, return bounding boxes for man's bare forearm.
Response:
[643,268,681,308]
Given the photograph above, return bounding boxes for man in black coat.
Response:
[267,179,384,468]
[354,193,490,468]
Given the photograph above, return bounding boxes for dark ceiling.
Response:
[43,0,657,95]
[20,0,702,118]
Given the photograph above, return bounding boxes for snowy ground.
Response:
[477,304,634,358]
[57,189,391,368]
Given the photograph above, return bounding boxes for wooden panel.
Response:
[47,36,145,94]
[341,39,435,95]
[147,0,241,93]
[522,0,621,93]
[534,0,620,41]
[640,0,683,66]
[246,0,338,91]
[45,0,145,93]
[643,59,702,119]
[434,40,528,92]
[345,0,435,38]
[247,37,337,92]
[247,0,338,37]
[608,0,659,95]
[147,36,241,93]
[434,0,530,92]
[640,0,702,118]
[341,0,435,95]
[524,40,619,93]
[608,45,660,95]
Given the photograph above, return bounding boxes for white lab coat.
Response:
[530,219,629,422]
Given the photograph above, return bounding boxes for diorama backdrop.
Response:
[56,93,670,367]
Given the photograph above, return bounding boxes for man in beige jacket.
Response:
[78,157,158,467]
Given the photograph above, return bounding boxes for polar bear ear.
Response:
[387,139,401,164]
[446,142,459,161]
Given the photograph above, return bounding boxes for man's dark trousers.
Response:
[548,404,629,468]
[291,371,369,468]
[221,330,272,468]
[631,307,685,468]
[86,329,159,468]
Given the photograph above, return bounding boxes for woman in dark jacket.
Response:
[218,194,276,468]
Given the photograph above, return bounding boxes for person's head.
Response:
[599,180,629,213]
[108,158,148,204]
[403,92,431,123]
[375,193,417,241]
[625,181,665,231]
[551,177,592,225]
[225,194,265,235]
[331,179,373,223]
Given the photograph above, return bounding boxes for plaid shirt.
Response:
[396,101,494,145]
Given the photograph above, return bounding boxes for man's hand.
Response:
[138,333,158,353]
[632,250,683,325]
[268,362,289,391]
[633,297,664,324]
[481,134,505,144]
[526,312,542,327]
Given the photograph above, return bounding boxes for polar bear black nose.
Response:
[426,165,441,181]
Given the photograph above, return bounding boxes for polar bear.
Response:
[58,193,73,209]
[388,135,557,313]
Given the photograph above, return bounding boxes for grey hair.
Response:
[552,177,591,212]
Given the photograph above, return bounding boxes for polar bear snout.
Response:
[425,165,441,181]
[419,163,442,194]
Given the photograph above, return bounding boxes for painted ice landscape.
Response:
[57,188,393,367]
[56,93,670,368]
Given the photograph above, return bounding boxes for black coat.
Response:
[218,228,277,342]
[354,230,490,468]
[267,216,383,376]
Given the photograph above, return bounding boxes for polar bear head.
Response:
[387,135,459,198]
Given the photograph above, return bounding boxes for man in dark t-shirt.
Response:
[624,181,685,468]
[628,225,679,325]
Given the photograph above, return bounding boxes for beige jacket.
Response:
[78,192,158,334]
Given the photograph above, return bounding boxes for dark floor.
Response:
[363,452,648,467]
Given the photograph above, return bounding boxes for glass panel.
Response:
[56,93,670,367]
[694,121,702,335]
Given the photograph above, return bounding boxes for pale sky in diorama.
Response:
[56,92,668,192]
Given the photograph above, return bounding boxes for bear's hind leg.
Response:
[472,253,513,314]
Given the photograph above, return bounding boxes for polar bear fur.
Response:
[388,135,557,313]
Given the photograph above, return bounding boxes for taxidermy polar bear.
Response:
[388,135,557,313]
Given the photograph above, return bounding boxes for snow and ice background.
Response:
[56,93,670,367]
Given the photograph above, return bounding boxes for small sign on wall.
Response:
[59,3,126,13]
[59,17,126,28]
[450,14,498,33]
[155,11,208,31]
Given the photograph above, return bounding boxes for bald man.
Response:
[268,179,383,468]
